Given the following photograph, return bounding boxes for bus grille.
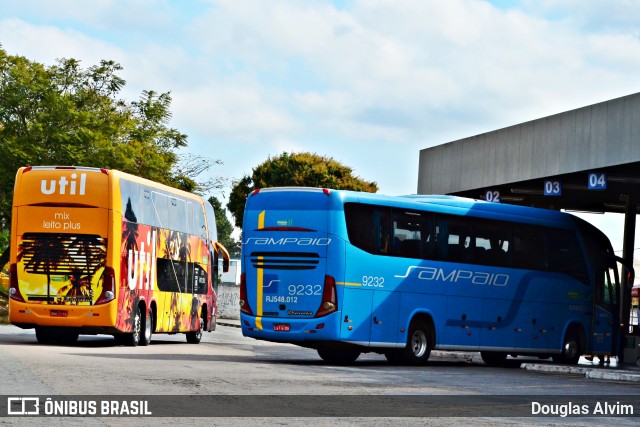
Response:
[250,252,319,270]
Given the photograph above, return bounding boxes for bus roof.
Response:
[249,187,584,230]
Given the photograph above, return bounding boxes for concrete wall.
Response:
[217,282,240,319]
[418,92,640,195]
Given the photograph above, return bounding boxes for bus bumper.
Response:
[9,300,117,329]
[240,311,342,343]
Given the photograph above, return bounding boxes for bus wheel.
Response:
[140,307,153,346]
[403,320,433,365]
[35,327,54,344]
[553,330,581,365]
[126,306,142,347]
[59,330,79,346]
[480,351,508,366]
[186,312,205,344]
[317,347,361,365]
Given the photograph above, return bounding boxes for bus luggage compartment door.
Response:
[249,253,327,319]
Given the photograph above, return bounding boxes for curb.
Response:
[522,363,640,383]
[218,320,241,328]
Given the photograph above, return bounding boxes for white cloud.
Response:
[3,0,640,197]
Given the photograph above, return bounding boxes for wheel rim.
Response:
[411,329,428,358]
[133,311,141,342]
[144,311,152,343]
[563,339,578,359]
[196,315,204,341]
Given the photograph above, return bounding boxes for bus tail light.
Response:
[9,263,25,302]
[315,275,337,318]
[96,267,116,304]
[239,273,254,315]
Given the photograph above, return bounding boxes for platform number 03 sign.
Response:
[544,180,562,196]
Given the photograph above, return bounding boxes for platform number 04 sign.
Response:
[588,171,607,190]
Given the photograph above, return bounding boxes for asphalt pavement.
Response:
[217,317,640,383]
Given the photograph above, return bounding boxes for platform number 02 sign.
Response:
[485,189,501,203]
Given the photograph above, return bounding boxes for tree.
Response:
[227,152,378,228]
[0,46,224,267]
[208,196,240,258]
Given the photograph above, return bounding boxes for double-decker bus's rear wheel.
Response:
[186,311,205,344]
[141,307,153,346]
[552,328,582,365]
[35,327,54,344]
[35,327,78,345]
[126,306,142,347]
[317,347,361,365]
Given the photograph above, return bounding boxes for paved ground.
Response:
[218,318,640,383]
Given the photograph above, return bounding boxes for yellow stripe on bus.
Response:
[256,210,266,330]
[336,282,362,287]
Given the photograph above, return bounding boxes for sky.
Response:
[2,0,640,252]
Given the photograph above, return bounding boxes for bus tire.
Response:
[186,311,205,344]
[402,320,433,365]
[317,347,361,365]
[140,307,153,346]
[126,306,142,347]
[553,329,582,365]
[35,327,78,345]
[480,351,508,366]
[59,330,79,345]
[35,327,54,344]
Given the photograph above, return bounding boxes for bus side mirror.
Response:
[215,241,231,273]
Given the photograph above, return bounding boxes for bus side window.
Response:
[393,209,431,259]
[547,230,588,283]
[344,203,392,255]
[436,215,472,263]
[512,225,546,271]
[473,219,511,267]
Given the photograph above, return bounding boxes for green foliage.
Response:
[227,152,378,228]
[208,196,241,257]
[0,46,223,236]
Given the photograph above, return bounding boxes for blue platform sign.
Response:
[588,171,607,190]
[544,180,562,196]
[485,189,501,203]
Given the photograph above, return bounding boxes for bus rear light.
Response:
[315,275,337,318]
[322,188,331,196]
[96,266,116,304]
[239,273,254,315]
[250,189,261,196]
[9,263,25,302]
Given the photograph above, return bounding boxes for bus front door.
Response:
[591,265,618,356]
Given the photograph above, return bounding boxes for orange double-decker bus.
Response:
[9,166,229,346]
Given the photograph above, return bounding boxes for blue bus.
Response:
[240,187,633,365]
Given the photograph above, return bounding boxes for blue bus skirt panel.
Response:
[241,311,343,344]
